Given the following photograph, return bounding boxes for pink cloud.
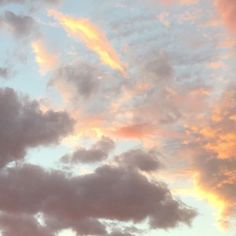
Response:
[215,0,236,33]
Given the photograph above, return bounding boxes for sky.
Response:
[0,0,235,235]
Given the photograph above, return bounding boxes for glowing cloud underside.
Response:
[32,40,58,75]
[49,9,125,74]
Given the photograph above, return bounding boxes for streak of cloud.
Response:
[48,9,125,75]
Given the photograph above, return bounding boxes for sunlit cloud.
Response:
[48,9,125,75]
[114,123,155,139]
[193,172,229,228]
[215,0,236,33]
[175,181,229,229]
[32,39,58,75]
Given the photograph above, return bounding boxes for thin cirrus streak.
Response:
[32,39,58,75]
[48,9,125,75]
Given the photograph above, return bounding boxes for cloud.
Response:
[147,0,198,6]
[116,149,161,172]
[48,9,125,74]
[0,88,74,168]
[0,0,24,5]
[51,62,101,102]
[3,11,38,38]
[32,39,59,75]
[140,50,173,83]
[114,123,156,139]
[0,162,196,235]
[0,213,53,236]
[73,218,107,235]
[42,0,62,5]
[107,231,135,236]
[215,0,236,33]
[179,83,236,227]
[62,136,115,163]
[0,0,62,7]
[0,67,10,79]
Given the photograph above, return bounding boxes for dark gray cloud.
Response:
[75,218,107,235]
[45,217,107,236]
[3,11,37,38]
[0,163,196,235]
[63,136,115,164]
[0,213,53,236]
[116,149,161,172]
[0,87,74,168]
[107,231,135,236]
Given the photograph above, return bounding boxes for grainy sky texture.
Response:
[0,0,236,236]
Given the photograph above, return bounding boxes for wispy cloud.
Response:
[48,9,125,75]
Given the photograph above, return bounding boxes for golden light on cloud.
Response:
[48,9,125,74]
[62,113,106,147]
[204,133,236,159]
[193,172,231,229]
[32,39,58,75]
[174,172,229,229]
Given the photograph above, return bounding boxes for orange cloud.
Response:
[32,39,58,75]
[179,85,236,228]
[204,133,236,159]
[215,0,236,33]
[207,61,225,69]
[48,9,125,74]
[114,123,155,139]
[193,170,235,229]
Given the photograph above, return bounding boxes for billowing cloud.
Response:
[32,39,58,75]
[48,10,125,74]
[62,136,115,163]
[215,0,236,33]
[0,88,74,168]
[0,162,196,235]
